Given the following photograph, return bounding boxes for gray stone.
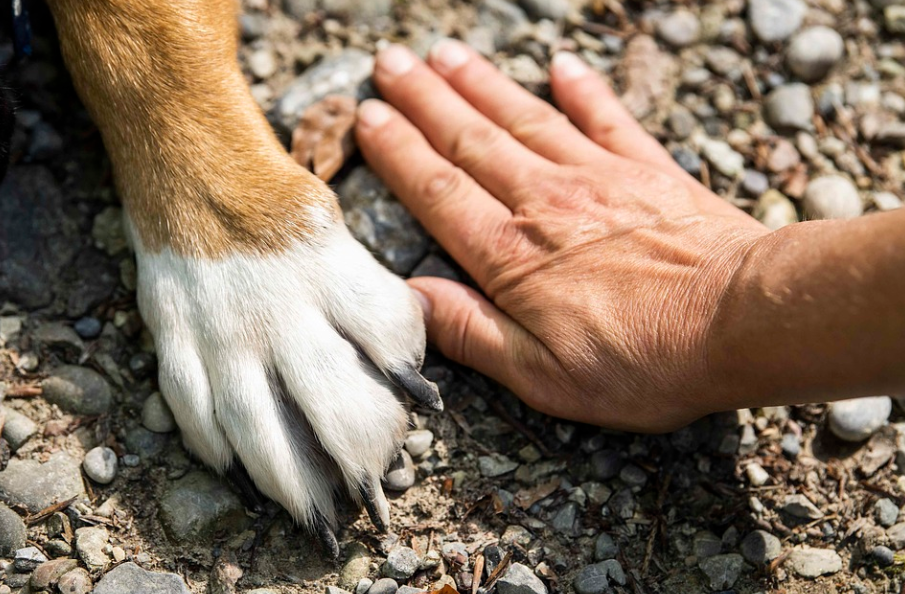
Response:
[34,323,85,359]
[609,489,635,520]
[764,84,814,131]
[75,526,109,570]
[338,168,431,275]
[619,464,647,488]
[367,577,399,594]
[384,449,416,491]
[403,430,433,458]
[590,450,624,481]
[73,317,102,339]
[158,471,248,541]
[319,0,393,21]
[876,498,900,527]
[441,541,468,564]
[478,0,530,50]
[91,206,127,256]
[699,137,745,178]
[740,530,782,564]
[478,453,519,477]
[125,425,171,459]
[518,0,569,20]
[31,558,80,589]
[742,170,769,197]
[142,392,178,433]
[698,554,744,590]
[787,27,845,82]
[782,494,824,520]
[594,533,618,561]
[872,546,895,567]
[14,546,48,571]
[693,531,722,559]
[83,446,118,485]
[749,0,806,42]
[672,147,701,175]
[396,588,425,594]
[0,315,22,345]
[887,522,905,549]
[828,396,891,441]
[803,175,863,221]
[0,502,26,556]
[44,539,73,558]
[0,452,85,512]
[381,547,420,580]
[781,433,802,457]
[340,544,371,590]
[745,463,770,487]
[657,10,701,47]
[785,547,843,577]
[93,562,190,594]
[42,366,113,415]
[327,588,353,594]
[1,408,37,450]
[551,501,578,534]
[668,106,696,140]
[356,579,374,594]
[498,562,548,594]
[248,48,278,79]
[275,49,374,131]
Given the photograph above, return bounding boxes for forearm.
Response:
[708,208,905,411]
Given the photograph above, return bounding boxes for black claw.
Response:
[387,366,443,412]
[226,463,268,514]
[313,510,340,559]
[358,483,388,533]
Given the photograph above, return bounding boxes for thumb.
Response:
[407,277,537,397]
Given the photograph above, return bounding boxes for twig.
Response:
[26,496,77,525]
[472,554,485,594]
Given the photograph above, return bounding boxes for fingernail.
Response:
[429,39,470,73]
[377,44,416,76]
[358,99,392,128]
[411,288,432,324]
[552,52,589,80]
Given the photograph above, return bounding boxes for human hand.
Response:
[355,41,772,432]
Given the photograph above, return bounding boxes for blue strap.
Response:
[12,0,32,59]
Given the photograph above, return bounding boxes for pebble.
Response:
[764,84,814,131]
[403,430,433,458]
[1,408,37,450]
[14,546,47,572]
[619,464,647,488]
[886,6,905,33]
[573,561,616,594]
[497,562,548,594]
[754,190,798,230]
[888,522,905,549]
[338,167,431,275]
[478,453,519,477]
[158,471,248,541]
[0,503,26,556]
[73,317,102,339]
[609,489,635,520]
[124,426,171,459]
[518,0,569,20]
[441,542,467,565]
[142,392,178,433]
[874,192,903,211]
[827,396,891,441]
[248,48,278,79]
[396,588,424,594]
[781,433,802,458]
[57,568,92,594]
[0,315,23,344]
[749,0,806,42]
[876,498,900,527]
[785,547,843,577]
[657,10,701,47]
[740,530,782,564]
[382,547,420,580]
[693,531,722,559]
[31,559,79,590]
[667,106,696,140]
[786,27,845,82]
[327,588,352,594]
[767,139,801,172]
[93,562,190,594]
[699,137,745,177]
[698,554,744,590]
[802,175,864,221]
[83,446,118,484]
[75,526,109,570]
[276,49,374,131]
[595,533,618,561]
[745,463,770,487]
[384,450,416,491]
[502,525,534,548]
[782,494,824,520]
[671,147,702,176]
[44,539,73,558]
[0,452,85,512]
[340,544,371,590]
[41,365,113,415]
[590,449,624,481]
[368,577,399,594]
[742,170,769,197]
[872,545,896,567]
[552,501,578,534]
[356,579,374,594]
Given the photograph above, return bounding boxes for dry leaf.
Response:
[514,477,561,510]
[426,586,459,594]
[291,95,358,182]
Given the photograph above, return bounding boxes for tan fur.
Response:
[45,0,338,257]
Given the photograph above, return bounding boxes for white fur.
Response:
[128,220,425,529]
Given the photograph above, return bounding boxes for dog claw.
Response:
[387,366,443,412]
[358,479,391,533]
[313,511,340,559]
[226,462,268,514]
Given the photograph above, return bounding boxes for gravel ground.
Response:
[1,0,905,593]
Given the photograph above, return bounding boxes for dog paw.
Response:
[131,220,439,552]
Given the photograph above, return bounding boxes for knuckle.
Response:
[509,109,568,143]
[421,166,471,205]
[448,121,502,168]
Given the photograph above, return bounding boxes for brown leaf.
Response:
[426,586,459,594]
[291,95,358,182]
[514,477,561,510]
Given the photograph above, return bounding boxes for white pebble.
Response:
[745,463,770,487]
[83,447,118,485]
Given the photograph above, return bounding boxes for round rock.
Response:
[787,26,844,82]
[828,396,891,442]
[594,533,618,561]
[497,562,548,594]
[381,547,420,580]
[764,84,814,131]
[0,502,26,556]
[142,392,178,433]
[740,530,782,564]
[93,562,190,594]
[403,430,433,458]
[754,190,798,230]
[41,366,113,415]
[786,547,842,578]
[83,446,118,485]
[875,498,900,527]
[872,545,896,567]
[367,577,399,594]
[803,176,864,220]
[384,450,415,491]
[657,10,701,47]
[749,0,807,42]
[698,554,744,590]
